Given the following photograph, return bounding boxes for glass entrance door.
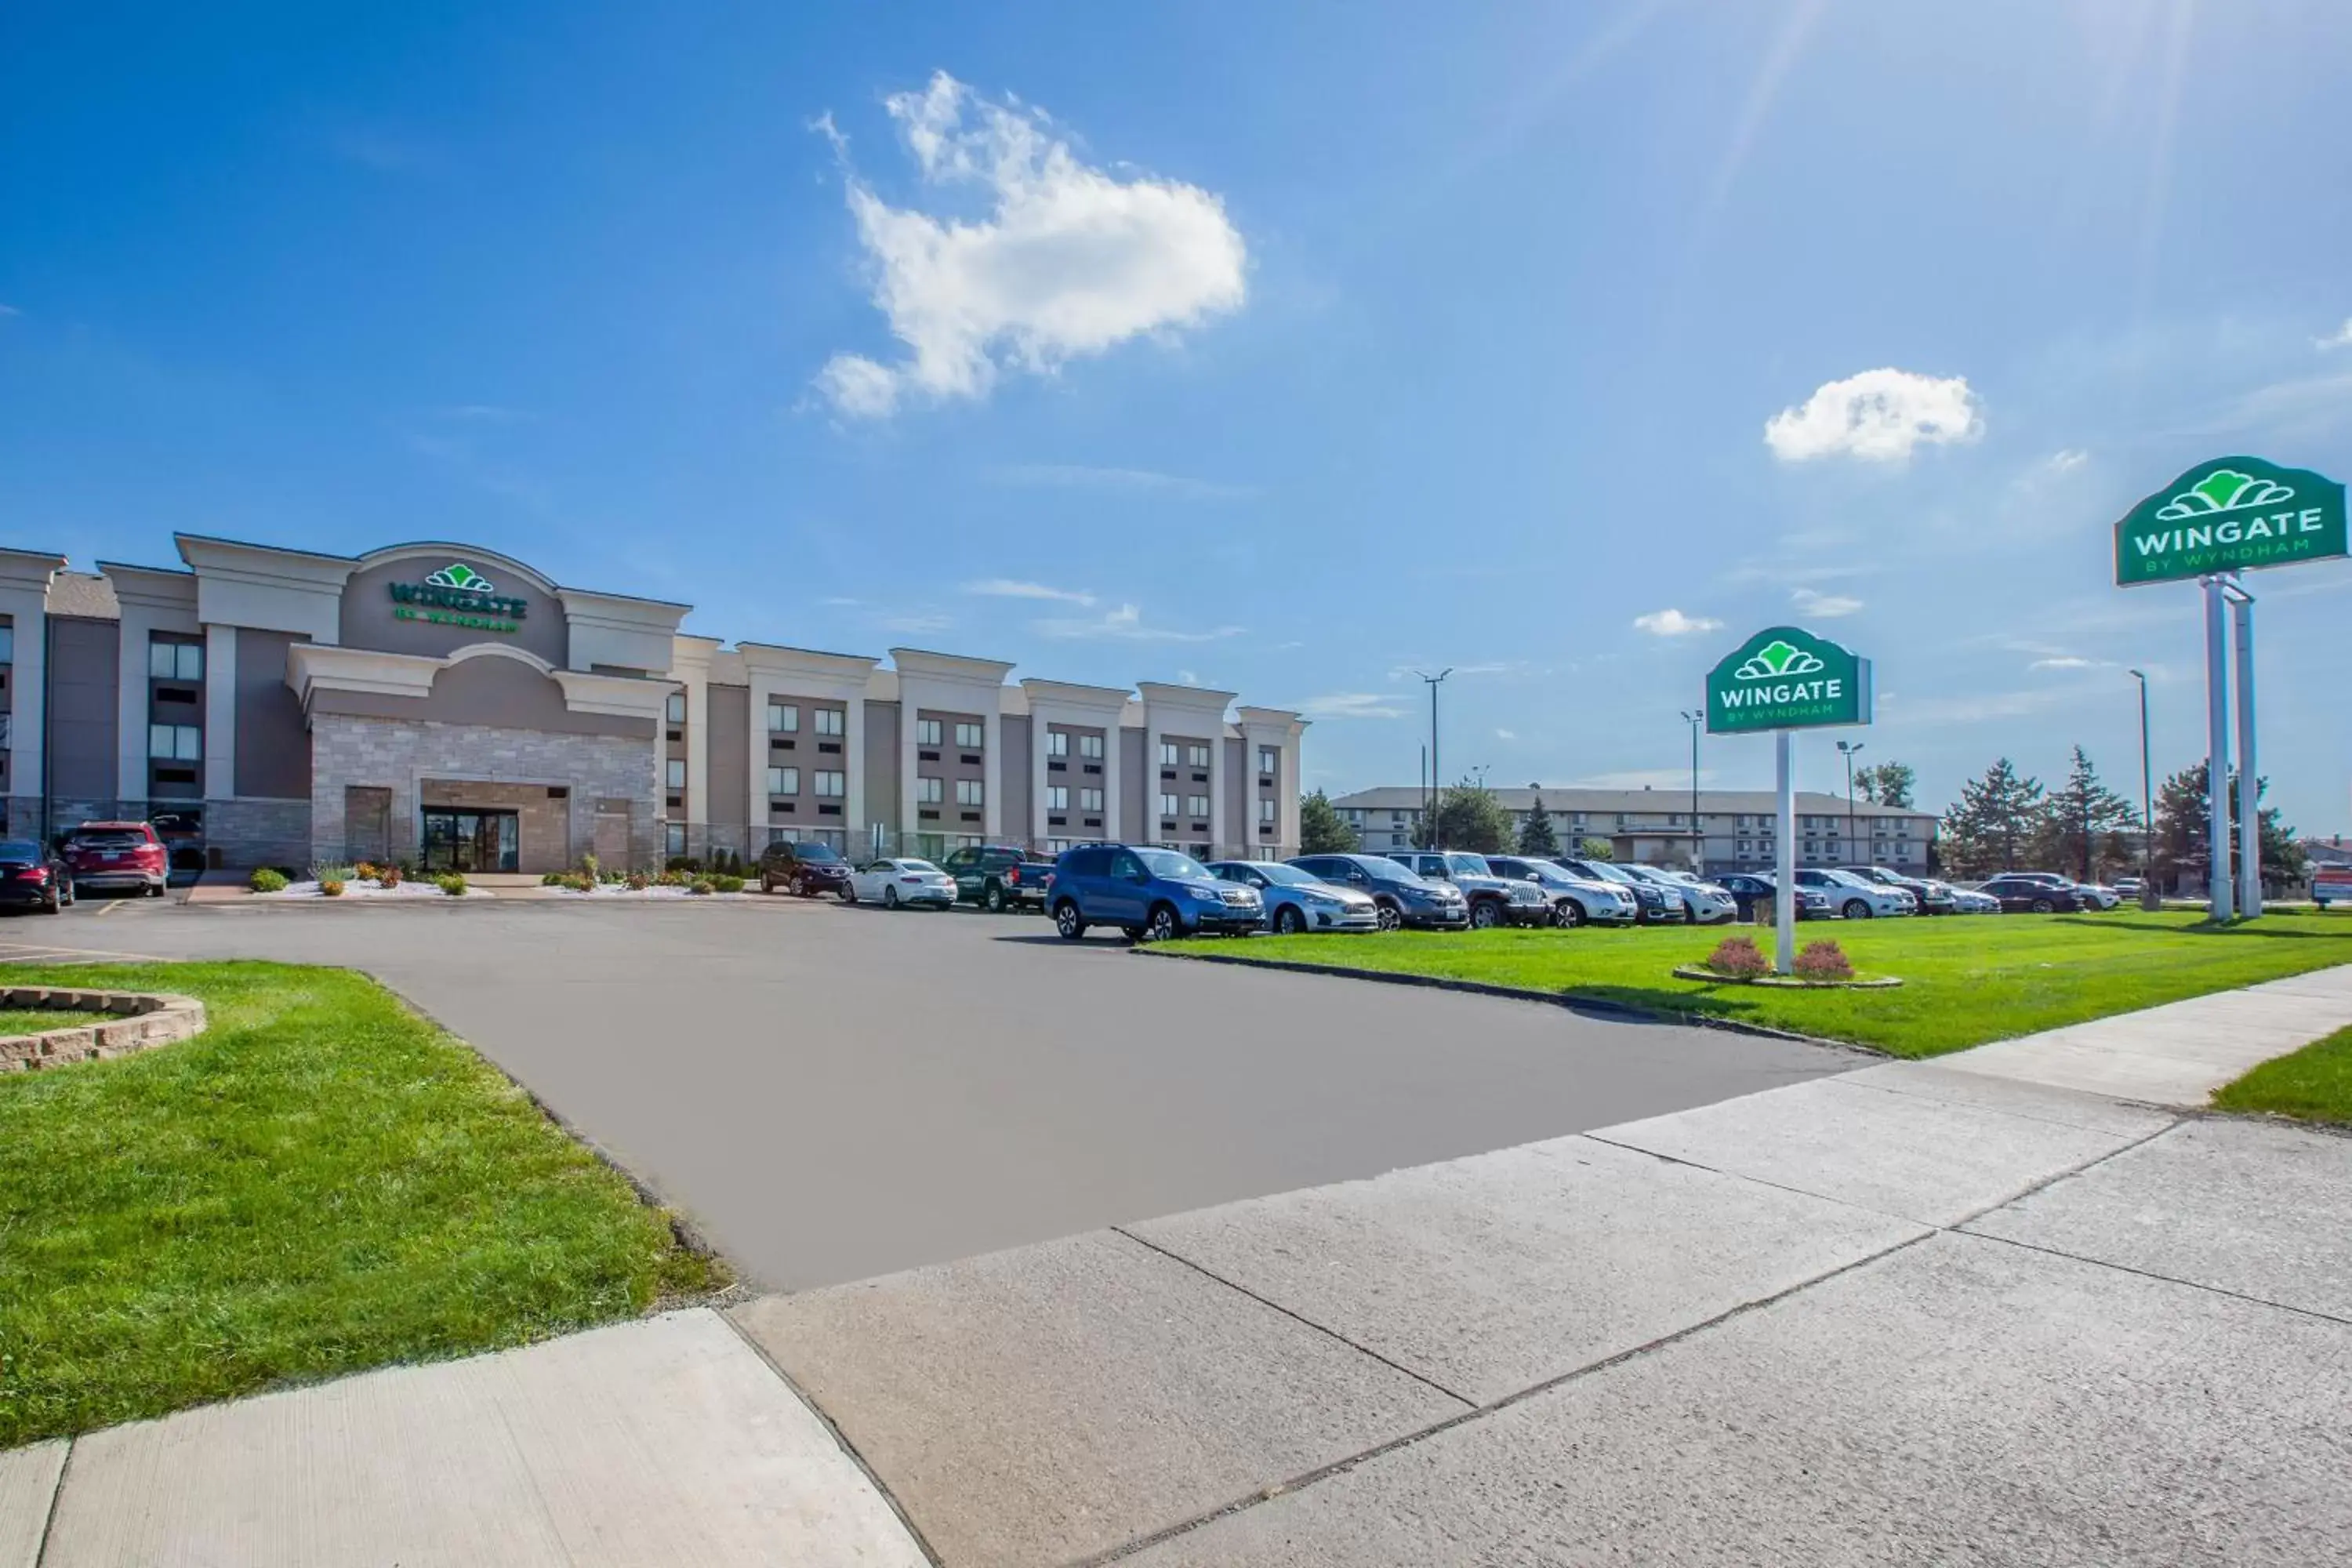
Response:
[419,808,520,873]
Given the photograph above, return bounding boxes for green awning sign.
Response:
[1705,626,1871,735]
[2114,456,2347,586]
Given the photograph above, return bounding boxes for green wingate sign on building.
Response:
[1705,626,1871,736]
[2114,455,2347,586]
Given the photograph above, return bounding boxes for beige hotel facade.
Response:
[0,536,1307,873]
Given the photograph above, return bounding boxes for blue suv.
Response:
[1049,844,1265,942]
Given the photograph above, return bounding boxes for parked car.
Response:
[1947,885,2002,914]
[847,857,957,909]
[1844,866,1956,915]
[1553,857,1686,924]
[1715,873,1831,922]
[939,844,1055,912]
[1979,875,2083,913]
[1485,855,1638,926]
[60,820,167,898]
[1049,843,1262,942]
[2114,876,2144,899]
[757,837,852,898]
[2073,883,2122,910]
[1207,860,1379,934]
[1382,850,1552,929]
[1288,853,1470,931]
[1617,864,1738,925]
[1795,867,1915,919]
[0,837,74,913]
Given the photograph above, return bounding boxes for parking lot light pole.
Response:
[2129,668,2154,900]
[1836,740,1864,865]
[1679,710,1703,871]
[1414,669,1451,848]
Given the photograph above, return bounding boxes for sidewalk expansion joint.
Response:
[713,1308,947,1568]
[33,1436,74,1568]
[1952,1229,2352,1329]
[1108,1227,1481,1409]
[1080,1229,1939,1567]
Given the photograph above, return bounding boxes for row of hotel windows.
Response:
[1045,787,1106,811]
[1046,732,1105,759]
[1359,808,1915,837]
[916,778,985,806]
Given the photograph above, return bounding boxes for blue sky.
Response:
[5,1,2351,833]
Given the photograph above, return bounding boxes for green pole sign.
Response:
[1704,626,1871,735]
[2113,455,2347,586]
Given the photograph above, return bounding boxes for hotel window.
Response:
[666,691,686,724]
[814,771,845,798]
[768,703,799,733]
[0,624,13,662]
[666,758,687,789]
[148,723,201,761]
[1047,730,1069,757]
[1259,798,1277,822]
[1187,744,1210,768]
[1160,742,1178,766]
[1046,786,1069,811]
[767,767,799,796]
[1079,787,1103,811]
[916,775,943,804]
[665,822,686,856]
[814,708,844,737]
[1160,793,1180,817]
[1047,838,1070,853]
[1258,747,1277,775]
[955,721,983,750]
[955,779,985,807]
[149,639,203,681]
[1186,794,1210,818]
[1079,733,1104,760]
[916,718,942,746]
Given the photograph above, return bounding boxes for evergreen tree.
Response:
[1856,760,1916,809]
[1298,789,1359,854]
[2149,761,2305,893]
[2041,746,2140,883]
[1517,794,1561,857]
[1578,837,1616,861]
[1938,757,2045,877]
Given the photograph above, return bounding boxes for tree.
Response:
[1855,760,1916,809]
[2041,746,2140,884]
[1517,795,1560,857]
[1428,782,1513,855]
[1298,790,1358,854]
[2150,761,2304,894]
[1578,837,1615,861]
[1938,758,2045,877]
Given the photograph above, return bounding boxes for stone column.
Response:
[204,625,238,802]
[1102,722,1123,843]
[1030,706,1052,848]
[982,707,1004,840]
[684,667,709,832]
[844,694,867,848]
[115,622,149,807]
[1207,728,1228,857]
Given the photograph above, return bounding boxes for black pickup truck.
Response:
[940,844,1057,912]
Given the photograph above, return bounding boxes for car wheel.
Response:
[1274,905,1305,935]
[1468,899,1502,930]
[42,884,60,914]
[984,883,1006,913]
[1052,900,1087,939]
[884,886,899,909]
[1842,899,1871,920]
[793,875,811,897]
[147,880,164,898]
[843,882,858,904]
[2031,898,2054,913]
[1374,899,1402,932]
[1145,903,1181,943]
[1553,899,1584,928]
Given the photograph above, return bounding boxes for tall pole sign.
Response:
[1705,626,1873,973]
[2114,456,2347,919]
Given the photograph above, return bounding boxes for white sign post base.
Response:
[1774,730,1796,975]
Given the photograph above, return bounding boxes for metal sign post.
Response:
[1704,625,1872,974]
[2229,581,2259,916]
[2203,577,2234,920]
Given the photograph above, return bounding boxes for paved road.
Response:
[24,898,1866,1289]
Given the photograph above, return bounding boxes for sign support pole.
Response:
[2230,584,2260,916]
[1774,729,1795,975]
[2201,576,2234,920]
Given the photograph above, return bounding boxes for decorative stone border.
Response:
[0,986,208,1073]
[1670,965,1904,990]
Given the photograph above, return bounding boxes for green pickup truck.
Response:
[940,844,1056,912]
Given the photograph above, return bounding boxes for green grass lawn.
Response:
[0,961,723,1449]
[2212,1024,2352,1127]
[0,1008,78,1036]
[1160,910,2352,1059]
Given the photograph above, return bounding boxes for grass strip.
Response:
[0,960,722,1448]
[2212,1024,2352,1127]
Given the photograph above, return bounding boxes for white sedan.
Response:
[848,858,958,909]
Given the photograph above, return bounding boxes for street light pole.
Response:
[1414,668,1452,848]
[1836,740,1864,865]
[1679,710,1703,872]
[2129,667,2154,900]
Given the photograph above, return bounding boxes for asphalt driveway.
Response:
[28,898,1867,1289]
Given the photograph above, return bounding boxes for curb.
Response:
[1134,946,1877,1054]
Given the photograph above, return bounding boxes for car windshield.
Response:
[793,843,842,863]
[69,831,145,850]
[1358,856,1434,888]
[1134,848,1210,880]
[896,859,942,875]
[0,840,41,860]
[1253,863,1321,887]
[1580,862,1638,885]
[1442,853,1491,877]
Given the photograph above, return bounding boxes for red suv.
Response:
[61,821,169,898]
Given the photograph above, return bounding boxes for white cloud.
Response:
[2317,318,2352,350]
[1764,368,1984,463]
[1031,603,1243,643]
[1297,693,1409,720]
[1632,608,1723,637]
[2044,447,2089,473]
[1494,728,1517,742]
[2027,655,2112,671]
[816,71,1247,417]
[877,612,953,635]
[985,463,1254,500]
[1791,587,1862,618]
[961,577,1094,605]
[1178,670,1200,685]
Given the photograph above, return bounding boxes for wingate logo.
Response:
[388,561,530,632]
[2114,456,2347,586]
[1705,626,1869,735]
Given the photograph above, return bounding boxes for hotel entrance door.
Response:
[420,808,520,873]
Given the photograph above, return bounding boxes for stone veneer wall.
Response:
[207,798,314,870]
[310,713,660,870]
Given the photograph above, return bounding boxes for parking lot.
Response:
[20,896,1867,1289]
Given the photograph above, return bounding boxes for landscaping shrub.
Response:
[666,855,702,874]
[626,871,649,891]
[249,867,289,894]
[688,877,715,896]
[377,863,402,888]
[579,852,600,884]
[435,873,468,897]
[541,871,569,886]
[320,880,346,898]
[353,861,380,882]
[1795,939,1854,982]
[1703,935,1770,978]
[711,874,745,894]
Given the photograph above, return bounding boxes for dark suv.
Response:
[1288,853,1469,931]
[757,838,852,898]
[940,844,1055,912]
[1979,875,2082,913]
